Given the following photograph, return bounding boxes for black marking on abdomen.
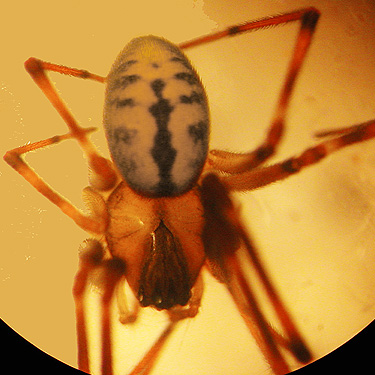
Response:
[180,91,204,104]
[174,72,199,86]
[188,121,208,145]
[114,98,135,108]
[149,79,177,195]
[114,59,138,74]
[151,79,166,97]
[113,127,138,146]
[110,74,141,91]
[170,56,191,70]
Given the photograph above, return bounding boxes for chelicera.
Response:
[4,7,375,375]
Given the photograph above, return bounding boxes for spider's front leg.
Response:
[23,57,118,191]
[201,173,312,375]
[3,128,106,233]
[193,7,321,173]
[3,58,118,233]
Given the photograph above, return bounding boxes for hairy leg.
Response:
[222,119,375,192]
[183,8,320,173]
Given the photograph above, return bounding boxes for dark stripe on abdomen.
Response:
[149,79,177,196]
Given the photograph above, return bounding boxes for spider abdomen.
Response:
[104,36,210,197]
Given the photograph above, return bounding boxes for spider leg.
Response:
[127,274,204,375]
[201,174,311,375]
[3,59,118,232]
[27,59,106,83]
[3,129,107,233]
[73,239,126,375]
[101,258,127,375]
[115,277,140,324]
[222,119,375,192]
[23,57,117,191]
[73,239,105,373]
[76,260,204,375]
[181,8,320,173]
[314,119,375,138]
[127,321,178,375]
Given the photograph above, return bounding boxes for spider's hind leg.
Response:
[201,173,312,375]
[73,239,126,375]
[222,119,375,192]
[314,119,375,138]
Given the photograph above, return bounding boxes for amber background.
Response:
[1,1,375,374]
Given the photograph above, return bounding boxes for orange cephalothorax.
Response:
[105,182,205,310]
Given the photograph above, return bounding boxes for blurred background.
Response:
[1,1,375,374]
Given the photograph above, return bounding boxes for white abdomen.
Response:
[104,36,209,197]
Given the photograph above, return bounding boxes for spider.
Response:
[4,6,375,375]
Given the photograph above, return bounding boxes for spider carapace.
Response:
[4,7,375,375]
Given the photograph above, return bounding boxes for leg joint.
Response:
[256,144,274,163]
[24,57,43,75]
[3,150,21,169]
[281,158,300,174]
[301,8,321,30]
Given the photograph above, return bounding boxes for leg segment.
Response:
[73,239,126,375]
[73,239,107,373]
[201,174,311,375]
[314,119,375,138]
[116,277,140,324]
[180,8,320,173]
[128,322,178,375]
[222,119,375,192]
[3,58,118,231]
[26,59,106,83]
[3,129,107,234]
[100,258,127,375]
[24,57,117,191]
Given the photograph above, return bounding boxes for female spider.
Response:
[4,6,375,375]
